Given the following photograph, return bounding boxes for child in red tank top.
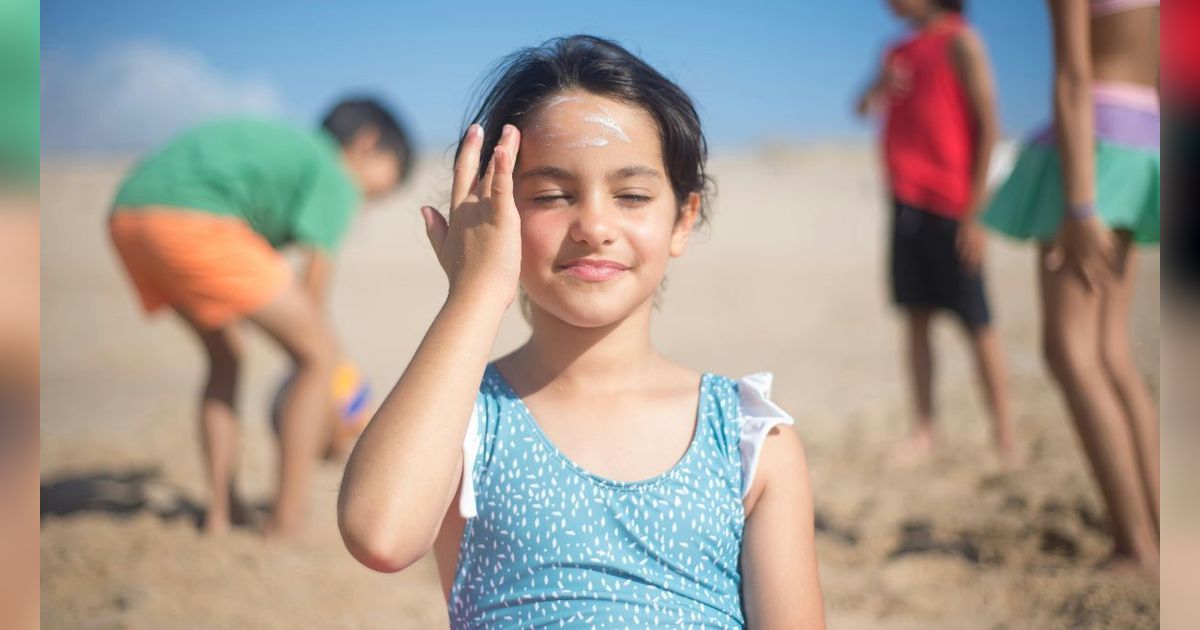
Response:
[856,0,1022,467]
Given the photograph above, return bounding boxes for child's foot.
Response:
[262,508,307,540]
[1097,551,1159,582]
[996,441,1028,471]
[890,430,934,467]
[202,510,232,535]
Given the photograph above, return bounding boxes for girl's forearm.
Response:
[1054,71,1096,207]
[338,290,508,572]
[1049,0,1096,209]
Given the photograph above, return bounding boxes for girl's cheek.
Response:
[520,211,569,258]
[621,210,676,258]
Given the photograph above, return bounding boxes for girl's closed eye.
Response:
[530,192,572,206]
[616,192,653,206]
[526,192,651,207]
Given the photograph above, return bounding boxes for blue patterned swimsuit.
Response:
[449,365,792,629]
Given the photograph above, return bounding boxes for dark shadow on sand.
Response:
[40,467,266,531]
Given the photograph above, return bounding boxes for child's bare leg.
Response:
[897,307,936,459]
[1039,247,1159,571]
[964,322,1021,466]
[248,285,335,537]
[183,317,244,534]
[1100,238,1160,533]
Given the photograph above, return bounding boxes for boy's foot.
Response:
[890,430,935,467]
[204,490,261,535]
[203,511,232,535]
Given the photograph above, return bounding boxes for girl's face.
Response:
[513,90,699,329]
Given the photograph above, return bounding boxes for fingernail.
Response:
[469,124,482,138]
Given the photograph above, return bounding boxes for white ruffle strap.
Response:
[737,372,795,498]
[458,405,481,519]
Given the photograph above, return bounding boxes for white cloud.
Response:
[42,42,287,151]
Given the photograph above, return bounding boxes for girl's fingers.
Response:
[452,125,484,209]
[420,205,449,260]
[492,125,521,212]
[1044,244,1064,272]
[476,142,499,200]
[478,124,518,199]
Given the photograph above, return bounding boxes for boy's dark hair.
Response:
[461,34,713,226]
[935,0,964,12]
[321,97,416,184]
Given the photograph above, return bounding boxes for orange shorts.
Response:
[108,208,291,330]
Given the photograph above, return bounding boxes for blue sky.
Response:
[42,0,1054,152]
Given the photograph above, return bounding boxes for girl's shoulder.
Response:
[703,371,797,498]
[701,371,791,423]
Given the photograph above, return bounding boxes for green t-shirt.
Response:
[113,118,361,252]
[0,0,39,188]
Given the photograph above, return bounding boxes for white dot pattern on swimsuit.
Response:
[448,364,750,629]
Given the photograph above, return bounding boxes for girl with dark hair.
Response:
[339,35,825,628]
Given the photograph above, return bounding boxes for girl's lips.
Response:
[558,259,629,282]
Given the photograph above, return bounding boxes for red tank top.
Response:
[1163,0,1200,107]
[883,15,976,219]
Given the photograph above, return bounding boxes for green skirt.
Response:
[983,83,1160,245]
[983,141,1160,244]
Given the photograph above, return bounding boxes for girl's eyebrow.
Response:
[608,165,661,180]
[518,165,574,181]
[517,164,662,181]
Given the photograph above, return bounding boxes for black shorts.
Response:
[1164,104,1200,295]
[890,199,991,329]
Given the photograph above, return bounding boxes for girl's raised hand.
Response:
[421,124,523,308]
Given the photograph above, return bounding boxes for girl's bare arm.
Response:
[740,426,826,629]
[337,124,523,573]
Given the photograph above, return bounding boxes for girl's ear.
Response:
[669,192,701,257]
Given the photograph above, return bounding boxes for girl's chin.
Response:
[527,291,655,329]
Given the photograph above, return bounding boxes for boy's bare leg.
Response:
[965,322,1023,468]
[1039,246,1159,575]
[1100,238,1160,534]
[247,284,336,537]
[181,316,245,534]
[895,307,936,463]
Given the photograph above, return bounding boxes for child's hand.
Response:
[421,124,523,308]
[1046,215,1116,291]
[955,219,986,275]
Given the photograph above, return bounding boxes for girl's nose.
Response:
[568,195,617,247]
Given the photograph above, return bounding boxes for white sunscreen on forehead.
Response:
[565,136,609,148]
[534,96,633,149]
[582,105,631,143]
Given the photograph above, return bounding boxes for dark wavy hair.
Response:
[935,0,964,12]
[458,35,713,226]
[322,97,416,184]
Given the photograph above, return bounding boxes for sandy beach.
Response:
[41,145,1160,629]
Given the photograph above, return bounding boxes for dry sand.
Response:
[41,146,1160,628]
